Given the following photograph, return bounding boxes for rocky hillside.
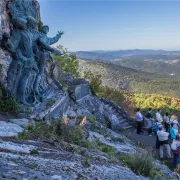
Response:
[0,73,176,179]
[78,60,180,98]
[0,113,173,180]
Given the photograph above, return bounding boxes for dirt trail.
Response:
[129,129,157,149]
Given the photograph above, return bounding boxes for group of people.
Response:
[136,108,180,168]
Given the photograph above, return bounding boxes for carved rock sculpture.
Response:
[1,0,63,107]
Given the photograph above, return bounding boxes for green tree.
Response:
[55,45,80,78]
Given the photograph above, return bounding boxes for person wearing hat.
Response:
[170,115,179,131]
[157,125,171,159]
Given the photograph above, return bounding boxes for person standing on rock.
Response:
[136,108,143,134]
[157,125,171,159]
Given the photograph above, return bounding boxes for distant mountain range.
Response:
[74,49,180,61]
[74,49,180,75]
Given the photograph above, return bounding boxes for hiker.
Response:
[136,108,143,135]
[164,112,170,132]
[170,115,179,131]
[157,125,171,159]
[146,108,153,136]
[156,109,163,124]
[170,123,178,141]
[155,123,162,148]
[171,134,180,168]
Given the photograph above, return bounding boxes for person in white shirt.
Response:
[136,108,143,134]
[156,109,163,123]
[157,125,171,159]
[170,115,179,131]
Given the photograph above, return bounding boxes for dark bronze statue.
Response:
[2,0,64,106]
[33,25,63,95]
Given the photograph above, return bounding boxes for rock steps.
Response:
[101,98,134,132]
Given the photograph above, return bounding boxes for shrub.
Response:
[54,121,84,144]
[55,45,79,78]
[110,135,124,143]
[46,98,56,107]
[83,71,102,95]
[82,140,92,149]
[0,97,20,113]
[117,153,154,177]
[30,149,39,155]
[81,156,91,168]
[101,145,116,155]
[18,120,85,145]
[86,116,96,124]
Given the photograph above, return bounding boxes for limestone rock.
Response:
[9,118,35,128]
[29,91,69,120]
[88,131,137,154]
[77,108,93,116]
[69,83,91,101]
[0,121,23,137]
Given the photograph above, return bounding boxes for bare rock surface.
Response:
[88,131,136,154]
[9,118,35,128]
[0,121,23,137]
[0,139,148,180]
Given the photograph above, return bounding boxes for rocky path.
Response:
[129,130,157,149]
[101,98,134,131]
[0,117,175,180]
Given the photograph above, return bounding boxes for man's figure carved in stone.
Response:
[33,25,64,95]
[3,17,39,105]
[3,16,62,105]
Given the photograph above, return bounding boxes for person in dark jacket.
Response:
[146,108,153,136]
[164,112,170,132]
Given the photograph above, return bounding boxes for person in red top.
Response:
[172,135,180,168]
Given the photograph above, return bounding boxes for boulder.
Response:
[29,91,69,120]
[69,83,91,101]
[77,108,93,116]
[88,131,137,154]
[0,121,23,137]
[110,114,121,131]
[9,118,35,128]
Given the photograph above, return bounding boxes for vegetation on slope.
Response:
[79,60,180,98]
[55,45,80,78]
[83,70,180,117]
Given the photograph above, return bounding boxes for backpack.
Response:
[171,140,177,150]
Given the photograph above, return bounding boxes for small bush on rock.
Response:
[18,120,85,145]
[0,97,19,113]
[117,153,166,178]
[117,153,154,177]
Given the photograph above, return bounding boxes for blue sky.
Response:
[38,1,180,51]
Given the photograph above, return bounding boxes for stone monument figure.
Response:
[33,25,64,95]
[0,0,70,119]
[3,15,63,105]
[3,17,39,105]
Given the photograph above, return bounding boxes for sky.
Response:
[38,0,180,51]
